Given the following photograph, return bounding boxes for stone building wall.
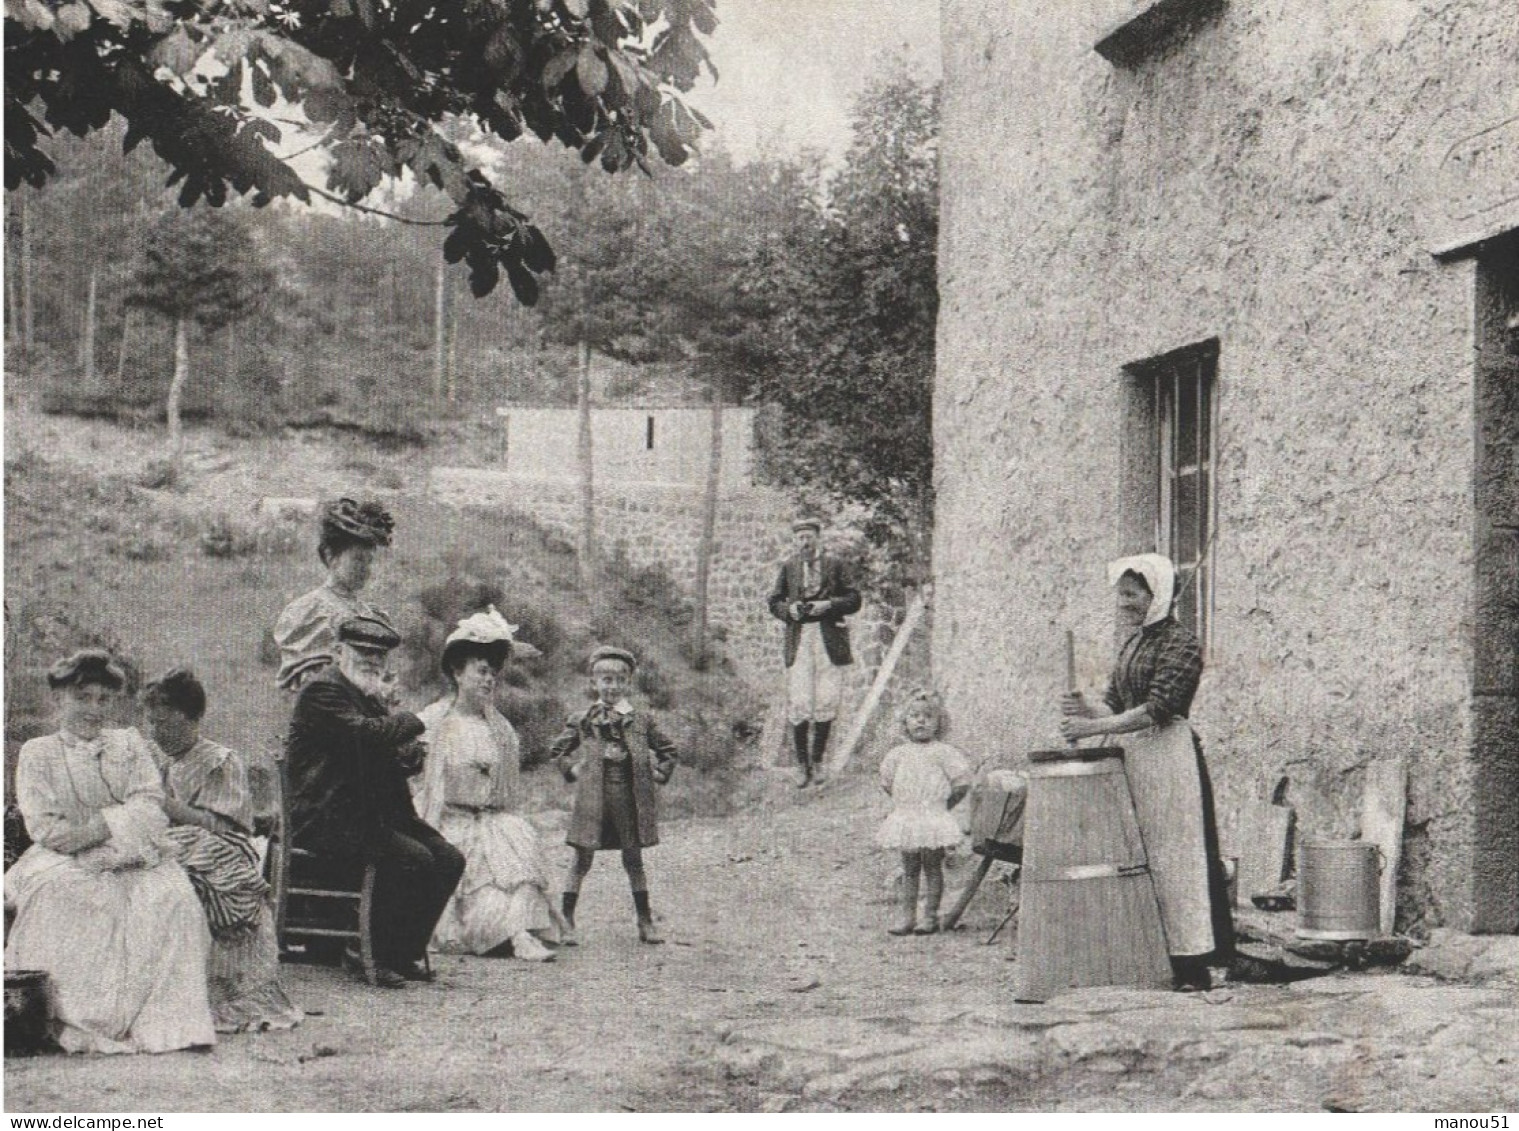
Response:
[936,1,1519,929]
[493,406,758,488]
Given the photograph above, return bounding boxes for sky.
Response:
[685,0,941,165]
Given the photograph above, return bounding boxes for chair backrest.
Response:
[267,753,291,938]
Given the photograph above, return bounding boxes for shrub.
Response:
[635,654,674,711]
[614,556,693,627]
[138,458,179,491]
[498,687,568,766]
[119,533,173,562]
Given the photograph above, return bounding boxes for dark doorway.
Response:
[1472,231,1519,933]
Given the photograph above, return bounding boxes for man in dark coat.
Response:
[286,614,463,987]
[767,517,862,786]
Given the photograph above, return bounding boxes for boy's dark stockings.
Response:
[810,719,832,767]
[793,722,813,786]
[562,848,663,942]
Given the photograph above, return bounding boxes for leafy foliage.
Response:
[530,145,818,396]
[5,0,716,300]
[128,208,271,327]
[751,67,939,575]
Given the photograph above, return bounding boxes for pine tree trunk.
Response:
[692,390,723,666]
[21,196,34,360]
[446,304,460,404]
[115,307,133,387]
[81,269,98,386]
[4,203,20,347]
[167,316,189,469]
[433,263,447,400]
[577,338,597,591]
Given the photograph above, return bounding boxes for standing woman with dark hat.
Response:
[552,645,679,945]
[1059,553,1235,990]
[273,497,396,692]
[5,651,215,1053]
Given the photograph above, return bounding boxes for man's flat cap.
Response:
[337,613,402,653]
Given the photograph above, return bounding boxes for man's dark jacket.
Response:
[767,553,862,668]
[285,665,425,855]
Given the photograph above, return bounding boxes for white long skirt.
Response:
[5,848,216,1054]
[431,808,558,955]
[1123,720,1215,958]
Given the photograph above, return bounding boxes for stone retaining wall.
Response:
[430,469,926,749]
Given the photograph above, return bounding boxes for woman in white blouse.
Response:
[414,609,566,961]
[5,651,214,1053]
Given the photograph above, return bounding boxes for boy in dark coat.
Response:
[552,646,678,945]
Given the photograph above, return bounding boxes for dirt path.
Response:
[7,771,1519,1113]
[4,775,982,1112]
[7,409,1518,1113]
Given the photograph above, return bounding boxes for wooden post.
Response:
[827,587,929,776]
[1360,757,1407,935]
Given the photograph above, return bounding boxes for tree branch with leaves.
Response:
[5,0,715,301]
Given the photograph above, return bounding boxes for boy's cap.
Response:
[338,613,402,653]
[588,645,637,673]
[791,516,822,533]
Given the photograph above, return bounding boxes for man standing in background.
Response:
[768,517,861,787]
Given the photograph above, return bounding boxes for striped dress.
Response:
[160,739,302,1034]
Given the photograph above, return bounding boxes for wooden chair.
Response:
[265,754,379,985]
[942,755,1027,938]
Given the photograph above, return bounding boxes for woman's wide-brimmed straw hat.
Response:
[441,606,540,673]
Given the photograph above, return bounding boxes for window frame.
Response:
[1123,338,1219,650]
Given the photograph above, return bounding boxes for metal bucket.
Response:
[1297,840,1381,941]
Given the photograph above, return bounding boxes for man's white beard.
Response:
[340,659,388,700]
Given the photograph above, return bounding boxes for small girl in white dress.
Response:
[876,689,971,936]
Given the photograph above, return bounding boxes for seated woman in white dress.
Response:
[142,668,303,1033]
[4,651,215,1054]
[414,608,567,961]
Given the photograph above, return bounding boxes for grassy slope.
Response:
[3,411,765,819]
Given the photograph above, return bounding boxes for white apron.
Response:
[1123,719,1214,957]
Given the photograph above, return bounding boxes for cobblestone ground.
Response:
[6,771,1517,1113]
